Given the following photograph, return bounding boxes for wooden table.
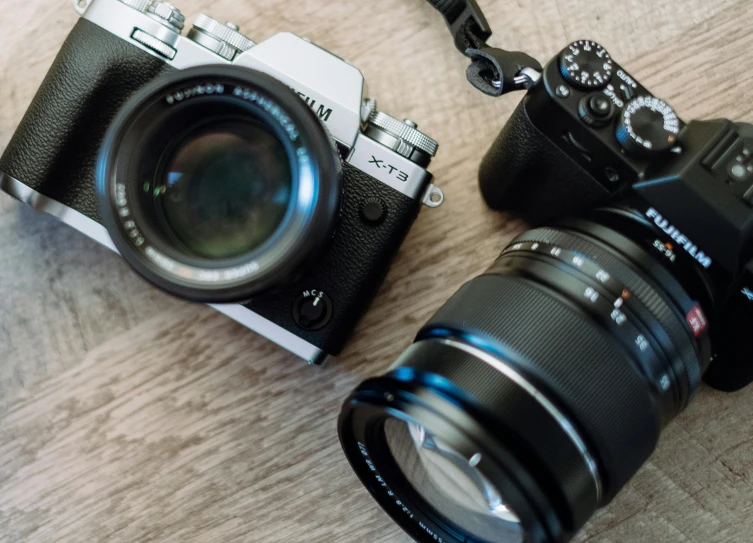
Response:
[2,0,753,541]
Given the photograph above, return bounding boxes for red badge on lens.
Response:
[686,305,708,337]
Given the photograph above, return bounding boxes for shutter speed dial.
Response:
[559,41,614,90]
[616,96,681,155]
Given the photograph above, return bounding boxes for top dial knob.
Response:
[616,96,681,155]
[559,40,614,89]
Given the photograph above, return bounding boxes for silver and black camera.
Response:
[0,0,445,365]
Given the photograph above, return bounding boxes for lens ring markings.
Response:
[500,240,681,420]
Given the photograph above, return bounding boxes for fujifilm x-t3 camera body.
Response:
[0,0,445,365]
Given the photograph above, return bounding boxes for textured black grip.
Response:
[419,273,661,503]
[246,162,422,356]
[479,97,610,224]
[0,19,174,222]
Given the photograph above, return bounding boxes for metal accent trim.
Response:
[0,172,118,252]
[368,111,439,157]
[346,133,435,202]
[192,14,255,52]
[435,337,604,503]
[0,171,328,366]
[210,304,328,366]
[131,28,177,59]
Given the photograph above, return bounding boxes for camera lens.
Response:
[339,212,712,542]
[98,66,341,303]
[156,118,292,260]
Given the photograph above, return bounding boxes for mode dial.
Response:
[559,40,614,90]
[616,96,681,155]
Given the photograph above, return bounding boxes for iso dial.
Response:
[559,40,614,90]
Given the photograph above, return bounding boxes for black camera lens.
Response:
[98,66,341,303]
[339,214,712,542]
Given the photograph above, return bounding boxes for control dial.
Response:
[559,40,614,89]
[616,96,681,155]
[365,111,439,166]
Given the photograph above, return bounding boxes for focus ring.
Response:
[418,273,661,503]
[517,226,701,404]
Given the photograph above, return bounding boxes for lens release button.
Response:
[293,290,333,330]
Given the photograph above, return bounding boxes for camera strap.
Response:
[426,0,542,96]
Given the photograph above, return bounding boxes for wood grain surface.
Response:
[2,1,753,542]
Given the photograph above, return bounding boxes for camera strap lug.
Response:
[73,0,93,15]
[421,184,445,208]
[426,0,543,97]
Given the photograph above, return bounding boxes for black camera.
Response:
[0,0,444,365]
[339,39,753,543]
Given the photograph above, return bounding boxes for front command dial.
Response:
[559,40,614,89]
[616,96,681,155]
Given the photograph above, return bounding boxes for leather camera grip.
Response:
[0,18,174,222]
[478,97,609,225]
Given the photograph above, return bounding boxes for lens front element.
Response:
[158,119,292,260]
[385,419,523,543]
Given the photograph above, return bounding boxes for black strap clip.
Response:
[444,0,493,53]
[431,0,543,97]
[466,47,543,97]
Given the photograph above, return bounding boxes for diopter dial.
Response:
[559,40,614,89]
[616,96,681,155]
